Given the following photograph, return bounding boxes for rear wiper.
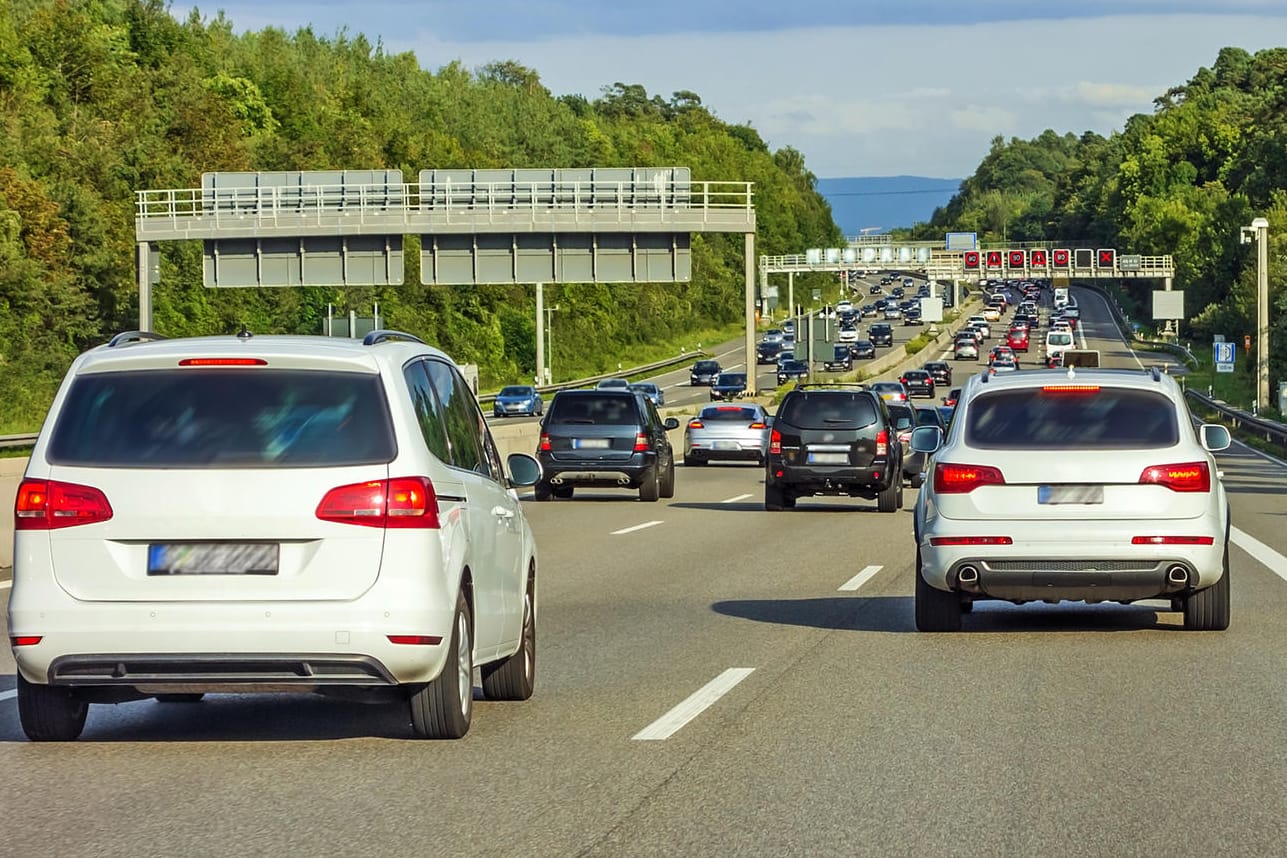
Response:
[560,418,595,424]
[822,418,852,425]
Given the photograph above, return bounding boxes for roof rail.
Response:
[107,331,167,347]
[791,382,871,391]
[362,329,426,346]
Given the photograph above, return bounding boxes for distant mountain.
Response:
[816,176,962,236]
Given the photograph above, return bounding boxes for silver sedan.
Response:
[683,403,771,466]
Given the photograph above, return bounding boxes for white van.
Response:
[1045,329,1074,364]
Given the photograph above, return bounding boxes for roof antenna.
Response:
[1066,362,1076,379]
[236,324,252,340]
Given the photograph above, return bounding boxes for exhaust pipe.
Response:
[957,565,980,592]
[1167,565,1189,586]
[550,477,564,485]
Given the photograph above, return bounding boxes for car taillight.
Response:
[634,434,649,452]
[1041,385,1100,395]
[934,463,1006,494]
[1131,536,1215,545]
[930,536,1013,546]
[1139,461,1210,493]
[10,636,43,646]
[749,421,766,429]
[875,429,888,457]
[688,420,704,429]
[387,634,443,645]
[14,479,113,530]
[898,431,912,445]
[316,477,439,529]
[769,429,782,454]
[539,433,552,452]
[178,357,268,367]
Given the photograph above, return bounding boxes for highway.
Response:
[6,285,1287,856]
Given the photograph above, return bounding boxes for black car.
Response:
[764,385,903,512]
[535,389,679,502]
[690,359,722,385]
[898,369,935,399]
[869,323,894,347]
[710,372,748,400]
[849,339,877,360]
[923,361,952,386]
[823,344,853,372]
[776,359,810,386]
[870,283,883,294]
[756,341,783,365]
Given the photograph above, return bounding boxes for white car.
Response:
[9,330,542,741]
[838,326,859,343]
[909,366,1232,632]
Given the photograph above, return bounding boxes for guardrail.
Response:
[477,350,704,404]
[1,433,36,450]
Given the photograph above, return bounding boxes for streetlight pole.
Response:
[534,282,545,386]
[1244,218,1270,410]
[544,303,560,384]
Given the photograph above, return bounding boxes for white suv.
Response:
[910,366,1232,632]
[10,330,542,740]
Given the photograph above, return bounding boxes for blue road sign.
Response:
[1215,341,1236,373]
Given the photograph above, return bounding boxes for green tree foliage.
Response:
[0,0,841,430]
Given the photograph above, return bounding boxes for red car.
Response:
[1007,326,1030,352]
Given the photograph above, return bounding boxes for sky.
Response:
[173,1,1287,179]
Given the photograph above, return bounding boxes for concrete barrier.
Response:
[2,457,25,567]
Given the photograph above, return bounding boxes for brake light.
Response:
[749,421,766,429]
[688,420,704,429]
[930,536,1013,546]
[770,429,782,454]
[898,431,912,445]
[178,358,268,367]
[634,434,649,452]
[1131,536,1215,545]
[316,477,439,529]
[875,429,888,457]
[387,634,443,645]
[15,479,113,530]
[539,433,552,452]
[1139,461,1210,493]
[934,463,1006,493]
[1041,385,1100,395]
[10,636,43,646]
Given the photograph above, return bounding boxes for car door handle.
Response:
[492,505,515,520]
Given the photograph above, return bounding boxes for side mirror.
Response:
[663,417,680,431]
[506,453,543,487]
[909,425,943,454]
[1199,423,1231,452]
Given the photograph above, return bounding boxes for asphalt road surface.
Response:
[5,285,1287,857]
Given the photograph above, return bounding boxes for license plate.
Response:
[807,452,850,465]
[572,438,610,449]
[148,543,280,575]
[1038,485,1104,505]
[713,441,739,451]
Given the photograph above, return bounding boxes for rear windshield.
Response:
[779,393,878,430]
[699,406,760,422]
[886,404,915,430]
[47,369,396,467]
[964,388,1180,450]
[499,386,532,396]
[716,374,746,385]
[915,409,941,427]
[694,361,720,372]
[547,394,640,425]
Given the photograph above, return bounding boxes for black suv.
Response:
[536,390,679,502]
[869,323,894,347]
[690,359,722,385]
[923,361,952,386]
[764,385,903,512]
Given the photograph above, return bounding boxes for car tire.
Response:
[915,550,962,632]
[155,693,205,703]
[1183,541,1231,631]
[764,483,786,511]
[910,473,924,490]
[660,462,676,499]
[533,481,553,502]
[877,479,899,513]
[552,485,574,499]
[896,481,905,510]
[17,674,88,742]
[409,588,473,739]
[481,572,536,701]
[639,468,660,502]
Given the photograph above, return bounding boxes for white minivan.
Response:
[1045,329,1075,365]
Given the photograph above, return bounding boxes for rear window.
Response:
[716,373,746,385]
[699,406,760,422]
[47,369,395,467]
[779,393,878,430]
[964,388,1180,450]
[547,394,640,426]
[886,404,915,430]
[915,409,941,427]
[499,386,531,396]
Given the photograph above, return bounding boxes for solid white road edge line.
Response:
[722,493,753,503]
[0,690,16,702]
[1231,526,1287,583]
[612,520,663,536]
[839,565,883,591]
[0,580,11,590]
[632,668,755,741]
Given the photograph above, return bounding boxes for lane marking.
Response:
[722,493,753,503]
[839,565,883,591]
[612,520,663,535]
[0,580,11,590]
[632,668,755,741]
[0,690,15,702]
[1231,526,1287,583]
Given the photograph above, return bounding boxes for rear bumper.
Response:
[768,460,895,494]
[539,453,655,486]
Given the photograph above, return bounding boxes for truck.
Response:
[1054,286,1070,310]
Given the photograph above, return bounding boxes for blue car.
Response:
[492,385,544,418]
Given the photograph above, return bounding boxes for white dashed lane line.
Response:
[0,580,11,590]
[0,690,15,702]
[1232,526,1287,584]
[839,565,883,591]
[722,493,753,504]
[632,668,755,741]
[612,520,663,536]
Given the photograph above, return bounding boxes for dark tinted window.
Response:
[965,388,1180,450]
[548,393,641,426]
[914,408,942,427]
[699,406,762,422]
[694,361,720,373]
[716,373,746,385]
[404,362,452,462]
[499,386,532,397]
[886,404,915,430]
[424,359,487,474]
[48,369,395,467]
[779,393,878,430]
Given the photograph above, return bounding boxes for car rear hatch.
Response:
[31,362,399,603]
[543,395,643,462]
[775,394,884,469]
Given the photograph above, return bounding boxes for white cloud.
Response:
[950,105,1019,133]
[1071,81,1163,107]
